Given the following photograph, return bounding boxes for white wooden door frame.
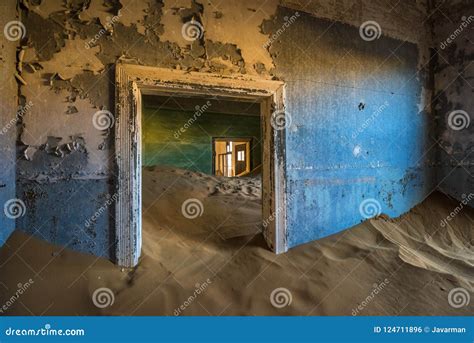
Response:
[115,63,287,267]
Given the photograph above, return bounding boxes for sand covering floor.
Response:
[0,166,472,316]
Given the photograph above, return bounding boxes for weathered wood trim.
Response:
[115,67,142,267]
[115,63,287,267]
[271,86,288,254]
[260,87,287,254]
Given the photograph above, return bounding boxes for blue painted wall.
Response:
[263,9,435,248]
[16,150,113,259]
[17,178,113,258]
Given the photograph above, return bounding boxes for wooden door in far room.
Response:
[213,138,251,177]
[234,143,247,176]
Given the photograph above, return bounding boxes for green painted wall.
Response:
[142,106,262,174]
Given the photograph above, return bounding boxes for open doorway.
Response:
[213,138,254,177]
[114,64,286,267]
[140,94,264,261]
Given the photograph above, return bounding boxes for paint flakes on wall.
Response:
[78,0,116,30]
[35,38,104,79]
[23,10,67,61]
[202,0,278,75]
[159,0,197,47]
[158,0,277,75]
[18,77,109,174]
[22,0,65,19]
[118,0,148,35]
[23,146,37,161]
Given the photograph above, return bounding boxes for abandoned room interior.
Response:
[0,0,472,317]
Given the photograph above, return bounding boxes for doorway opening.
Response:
[115,64,287,267]
[213,138,254,177]
[140,94,264,262]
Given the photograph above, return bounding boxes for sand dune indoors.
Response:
[0,167,472,316]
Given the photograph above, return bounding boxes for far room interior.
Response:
[141,93,265,248]
[142,94,262,178]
